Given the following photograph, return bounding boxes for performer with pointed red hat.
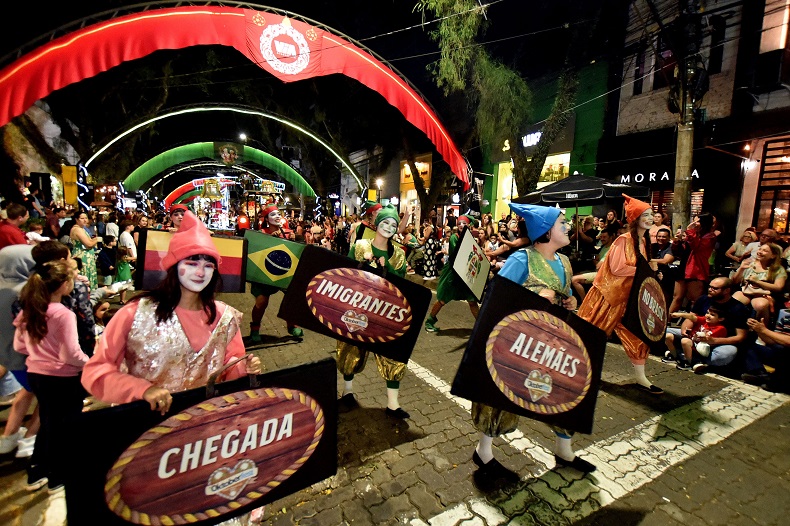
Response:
[577,194,663,394]
[82,210,261,408]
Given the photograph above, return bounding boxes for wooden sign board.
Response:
[451,275,606,434]
[278,245,431,363]
[63,359,337,525]
[451,229,490,301]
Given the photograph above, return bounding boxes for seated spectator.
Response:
[732,242,787,323]
[664,305,727,370]
[665,276,750,374]
[741,310,790,392]
[725,229,758,272]
[569,216,598,272]
[744,229,778,259]
[571,226,616,301]
[486,233,500,253]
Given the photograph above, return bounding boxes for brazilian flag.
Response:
[244,230,305,289]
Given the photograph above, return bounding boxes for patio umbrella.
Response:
[515,175,650,205]
[513,175,651,252]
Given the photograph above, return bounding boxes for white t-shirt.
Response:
[119,230,137,259]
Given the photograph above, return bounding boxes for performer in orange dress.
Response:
[577,195,663,394]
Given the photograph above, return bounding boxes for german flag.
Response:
[136,230,248,292]
[244,230,305,289]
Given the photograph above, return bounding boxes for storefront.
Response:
[488,114,576,220]
[597,129,742,237]
[739,136,790,239]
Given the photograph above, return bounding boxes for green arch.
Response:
[175,190,201,204]
[123,142,316,197]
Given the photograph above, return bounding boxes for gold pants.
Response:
[336,341,407,382]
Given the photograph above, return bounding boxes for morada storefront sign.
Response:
[618,169,701,184]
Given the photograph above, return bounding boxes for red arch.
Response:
[0,6,469,189]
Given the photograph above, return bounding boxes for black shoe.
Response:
[26,465,48,492]
[554,455,597,473]
[472,451,520,483]
[385,407,410,419]
[337,393,359,413]
[635,383,664,394]
[741,372,770,386]
[676,362,692,371]
[661,351,676,364]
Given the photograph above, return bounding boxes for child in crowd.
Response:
[13,259,89,493]
[114,246,132,305]
[25,223,49,245]
[92,301,111,340]
[97,235,117,286]
[665,305,727,370]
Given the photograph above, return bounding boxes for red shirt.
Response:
[0,220,27,249]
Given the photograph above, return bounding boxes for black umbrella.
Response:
[515,175,650,205]
[513,175,651,253]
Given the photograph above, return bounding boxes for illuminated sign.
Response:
[618,169,700,184]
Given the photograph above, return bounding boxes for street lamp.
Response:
[376,178,383,202]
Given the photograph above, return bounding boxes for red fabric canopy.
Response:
[0,6,469,189]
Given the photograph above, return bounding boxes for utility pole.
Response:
[645,0,703,231]
[672,0,701,232]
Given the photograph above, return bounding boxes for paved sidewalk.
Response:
[1,283,788,525]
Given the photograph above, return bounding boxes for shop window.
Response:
[653,34,677,91]
[708,15,726,75]
[538,152,571,184]
[755,139,790,231]
[633,45,645,95]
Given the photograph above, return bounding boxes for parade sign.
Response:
[244,230,305,289]
[622,256,668,352]
[451,275,606,434]
[452,229,490,301]
[136,230,247,292]
[64,359,337,525]
[279,245,431,363]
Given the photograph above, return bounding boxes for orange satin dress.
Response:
[577,232,650,363]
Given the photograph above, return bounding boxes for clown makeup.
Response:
[548,214,570,247]
[377,218,398,238]
[638,209,654,230]
[177,255,216,293]
[267,209,283,227]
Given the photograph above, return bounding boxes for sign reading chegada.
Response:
[451,275,606,434]
[279,245,432,364]
[63,359,337,525]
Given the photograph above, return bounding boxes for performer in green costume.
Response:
[424,215,479,332]
[336,205,410,418]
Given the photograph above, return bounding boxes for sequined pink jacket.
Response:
[81,300,247,404]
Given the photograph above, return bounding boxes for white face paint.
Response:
[376,218,398,238]
[549,214,570,247]
[267,209,283,227]
[177,258,216,293]
[638,209,654,230]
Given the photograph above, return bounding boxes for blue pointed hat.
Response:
[508,203,561,240]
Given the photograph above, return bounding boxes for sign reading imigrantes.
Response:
[279,245,432,364]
